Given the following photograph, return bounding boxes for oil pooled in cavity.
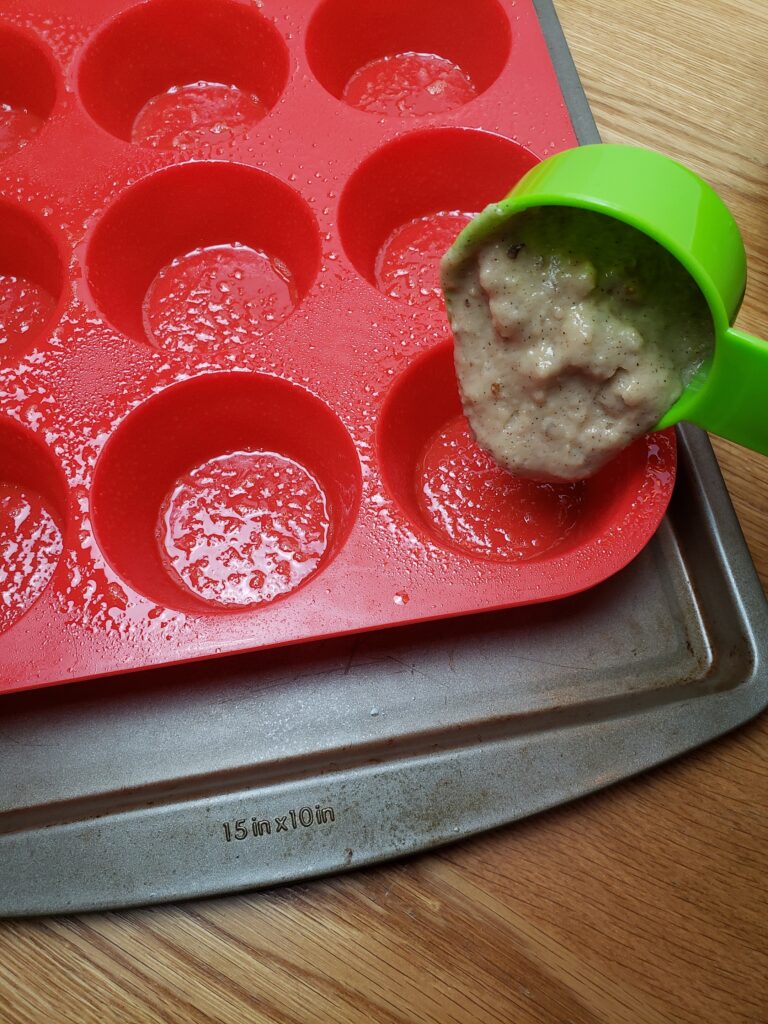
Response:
[0,273,55,352]
[0,483,62,631]
[343,53,477,117]
[376,211,473,308]
[419,416,584,560]
[159,450,329,608]
[131,81,267,149]
[143,243,298,352]
[0,103,43,158]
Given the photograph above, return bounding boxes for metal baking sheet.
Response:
[1,0,766,918]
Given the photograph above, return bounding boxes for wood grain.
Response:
[1,2,767,1023]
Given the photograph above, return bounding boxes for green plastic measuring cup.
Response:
[444,143,768,454]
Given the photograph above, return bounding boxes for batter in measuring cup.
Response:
[441,207,713,480]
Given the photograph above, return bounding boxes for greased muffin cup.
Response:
[0,0,675,694]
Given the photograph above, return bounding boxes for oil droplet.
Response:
[393,591,410,605]
[419,416,584,560]
[376,211,473,308]
[343,53,477,117]
[0,274,55,353]
[0,483,62,631]
[143,243,298,351]
[159,450,329,607]
[0,103,43,158]
[131,81,267,149]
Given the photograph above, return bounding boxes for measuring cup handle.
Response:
[688,327,768,455]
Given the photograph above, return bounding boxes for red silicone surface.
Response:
[0,0,676,693]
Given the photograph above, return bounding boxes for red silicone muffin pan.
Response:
[0,0,676,694]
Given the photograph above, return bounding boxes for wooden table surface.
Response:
[2,2,767,1022]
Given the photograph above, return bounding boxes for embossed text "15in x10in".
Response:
[221,805,336,842]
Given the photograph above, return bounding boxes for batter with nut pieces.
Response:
[441,207,713,480]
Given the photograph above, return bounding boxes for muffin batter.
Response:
[441,207,713,480]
